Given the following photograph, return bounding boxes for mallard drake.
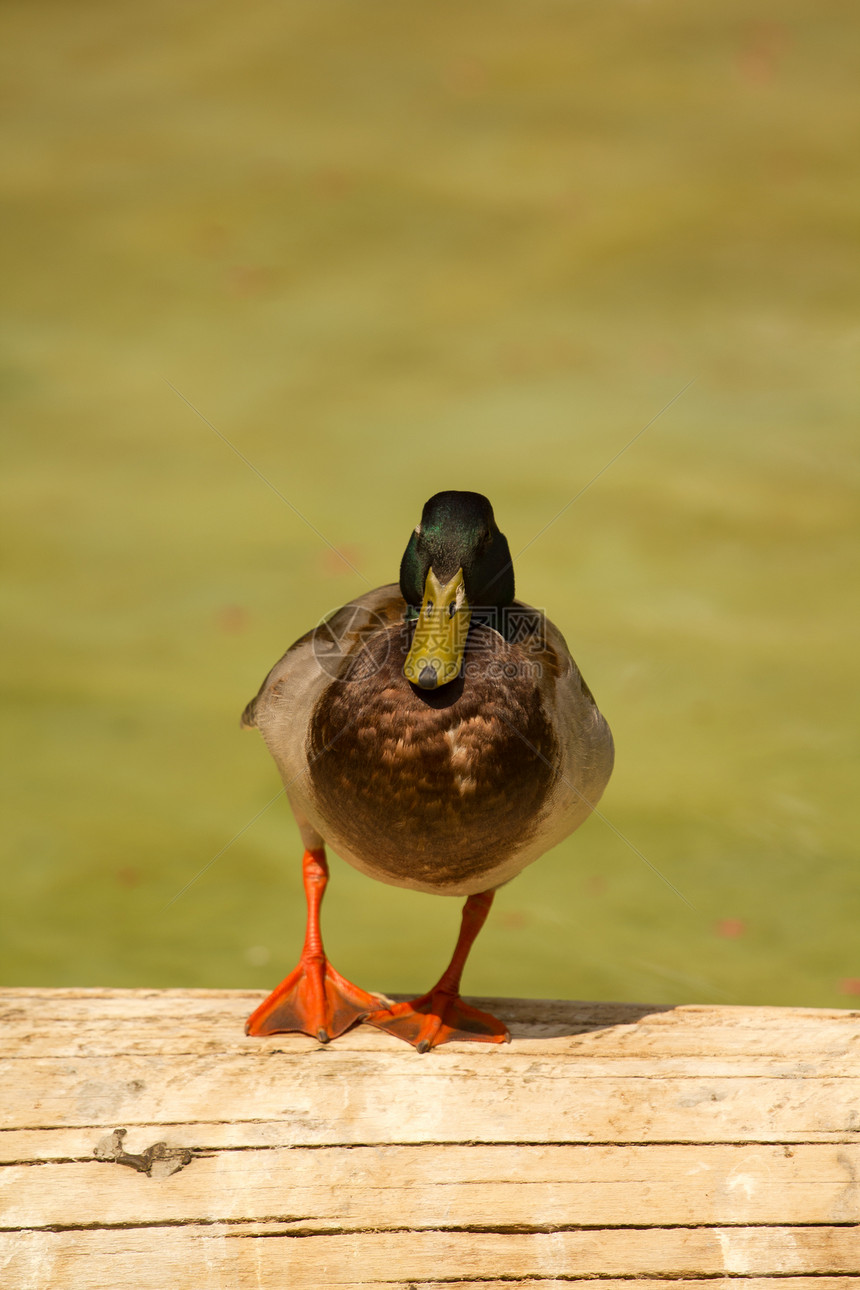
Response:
[242,490,613,1050]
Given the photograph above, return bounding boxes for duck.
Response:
[241,490,614,1051]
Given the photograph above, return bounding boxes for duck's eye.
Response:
[425,600,434,614]
[448,603,456,618]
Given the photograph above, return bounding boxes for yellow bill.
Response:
[403,567,472,690]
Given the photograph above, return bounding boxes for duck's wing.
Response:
[540,609,615,814]
[506,597,614,818]
[240,629,314,731]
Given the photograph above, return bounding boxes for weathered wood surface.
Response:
[1,990,858,1288]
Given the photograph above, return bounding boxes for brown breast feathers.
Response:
[307,621,559,887]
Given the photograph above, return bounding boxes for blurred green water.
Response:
[2,0,858,1008]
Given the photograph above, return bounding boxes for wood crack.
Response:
[5,1220,856,1236]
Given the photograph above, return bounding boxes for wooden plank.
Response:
[1,1226,859,1288]
[2,991,858,1287]
[3,1050,859,1143]
[4,1117,860,1163]
[2,1143,859,1231]
[3,990,858,1061]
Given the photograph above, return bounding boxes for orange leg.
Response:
[245,847,384,1043]
[367,890,509,1052]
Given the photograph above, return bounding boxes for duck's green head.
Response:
[399,491,514,690]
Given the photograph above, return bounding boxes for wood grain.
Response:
[1,1226,859,1287]
[1,990,858,1288]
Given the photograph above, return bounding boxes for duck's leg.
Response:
[367,890,509,1052]
[245,847,384,1042]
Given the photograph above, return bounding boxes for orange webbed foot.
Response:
[367,987,510,1052]
[245,957,385,1043]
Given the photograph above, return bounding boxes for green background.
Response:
[2,0,858,1009]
